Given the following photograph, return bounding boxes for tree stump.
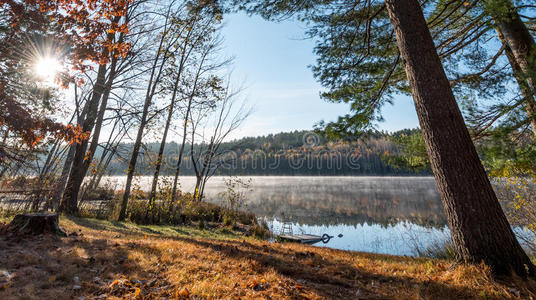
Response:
[4,213,66,236]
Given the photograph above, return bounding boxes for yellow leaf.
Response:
[134,287,141,298]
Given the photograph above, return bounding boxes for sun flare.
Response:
[34,56,61,85]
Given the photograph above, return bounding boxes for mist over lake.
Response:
[3,0,536,296]
[101,175,454,255]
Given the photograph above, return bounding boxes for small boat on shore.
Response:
[278,233,331,244]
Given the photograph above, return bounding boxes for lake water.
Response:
[102,176,533,256]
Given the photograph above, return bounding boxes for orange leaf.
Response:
[176,287,189,299]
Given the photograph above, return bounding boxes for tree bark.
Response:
[52,97,90,209]
[118,27,171,221]
[493,17,536,135]
[171,96,193,204]
[118,83,153,221]
[487,0,536,95]
[59,17,121,215]
[385,0,535,278]
[171,47,210,204]
[80,57,118,181]
[147,58,184,221]
[80,113,119,201]
[59,63,108,215]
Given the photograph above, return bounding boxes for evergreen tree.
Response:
[230,0,536,277]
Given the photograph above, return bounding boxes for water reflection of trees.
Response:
[224,177,447,229]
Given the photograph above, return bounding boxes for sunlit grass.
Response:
[1,215,534,299]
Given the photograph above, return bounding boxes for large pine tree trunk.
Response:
[80,29,126,187]
[65,62,117,207]
[385,0,535,277]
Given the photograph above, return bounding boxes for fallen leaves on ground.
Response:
[0,216,534,299]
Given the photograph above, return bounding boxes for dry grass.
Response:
[0,216,535,300]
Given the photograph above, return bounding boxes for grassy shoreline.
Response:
[1,214,535,299]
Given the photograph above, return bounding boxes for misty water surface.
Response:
[104,176,455,255]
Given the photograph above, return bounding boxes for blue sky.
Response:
[221,13,420,139]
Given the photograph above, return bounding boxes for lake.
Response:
[102,176,533,256]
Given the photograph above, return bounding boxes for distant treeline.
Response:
[103,129,429,176]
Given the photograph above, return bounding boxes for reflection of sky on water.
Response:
[266,220,534,256]
[269,219,450,256]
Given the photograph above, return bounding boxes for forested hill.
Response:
[104,129,428,176]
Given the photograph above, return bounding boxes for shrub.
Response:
[8,176,36,190]
[81,184,115,201]
[223,213,235,227]
[219,177,252,211]
[80,182,268,240]
[491,169,536,253]
[235,210,256,225]
[249,218,270,239]
[198,219,206,230]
